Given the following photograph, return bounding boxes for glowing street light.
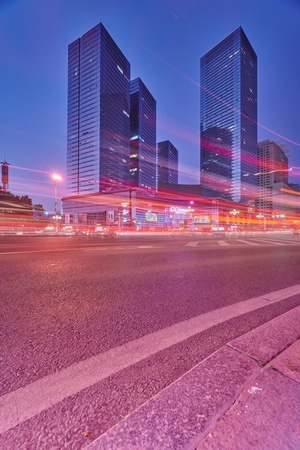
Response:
[52,173,62,183]
[52,173,62,233]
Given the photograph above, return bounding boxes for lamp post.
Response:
[52,173,62,233]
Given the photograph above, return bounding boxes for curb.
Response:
[84,306,300,449]
[199,339,300,449]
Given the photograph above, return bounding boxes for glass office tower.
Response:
[130,78,157,191]
[157,140,178,184]
[257,140,289,211]
[67,23,130,195]
[200,27,257,203]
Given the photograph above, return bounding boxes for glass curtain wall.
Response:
[200,27,257,203]
[67,23,130,195]
[130,78,157,192]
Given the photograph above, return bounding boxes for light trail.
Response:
[142,46,300,148]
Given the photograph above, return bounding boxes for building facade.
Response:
[157,140,178,184]
[200,26,257,204]
[67,23,131,196]
[257,140,289,211]
[130,78,157,191]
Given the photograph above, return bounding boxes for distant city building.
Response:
[1,160,9,191]
[130,78,157,191]
[200,26,257,203]
[157,140,178,184]
[67,23,131,196]
[257,140,289,211]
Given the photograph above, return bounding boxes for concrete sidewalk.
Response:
[85,306,300,450]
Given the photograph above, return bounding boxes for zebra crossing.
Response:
[185,236,300,248]
[81,235,300,253]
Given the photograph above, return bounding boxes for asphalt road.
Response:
[1,233,300,448]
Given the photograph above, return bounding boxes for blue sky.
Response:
[1,0,300,212]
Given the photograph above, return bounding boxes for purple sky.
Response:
[1,0,300,212]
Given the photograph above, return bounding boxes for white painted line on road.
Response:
[137,246,154,248]
[0,249,72,255]
[217,240,230,246]
[1,283,300,434]
[0,247,95,255]
[185,241,200,247]
[237,240,259,246]
[83,248,108,251]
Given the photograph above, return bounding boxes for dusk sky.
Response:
[1,0,300,212]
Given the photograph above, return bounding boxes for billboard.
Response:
[146,212,158,222]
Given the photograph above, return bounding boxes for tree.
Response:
[33,204,45,218]
[19,195,33,207]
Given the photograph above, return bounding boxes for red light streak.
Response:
[142,46,300,148]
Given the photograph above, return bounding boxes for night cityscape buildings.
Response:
[61,22,299,231]
[130,78,157,192]
[200,26,258,204]
[257,140,289,212]
[1,3,299,236]
[67,23,131,196]
[157,140,179,185]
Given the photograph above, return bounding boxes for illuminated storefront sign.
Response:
[146,212,158,222]
[169,206,189,215]
[194,216,210,224]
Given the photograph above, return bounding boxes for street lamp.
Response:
[52,173,62,233]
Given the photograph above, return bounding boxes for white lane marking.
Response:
[236,240,259,246]
[1,283,300,434]
[137,246,154,248]
[217,240,230,246]
[0,248,77,255]
[83,248,108,251]
[185,241,200,247]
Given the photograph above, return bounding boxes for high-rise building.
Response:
[1,160,9,191]
[130,78,157,191]
[67,23,131,196]
[200,26,257,203]
[157,140,178,184]
[257,139,289,211]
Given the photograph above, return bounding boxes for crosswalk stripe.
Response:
[236,239,259,245]
[185,241,200,247]
[254,239,285,245]
[217,240,230,246]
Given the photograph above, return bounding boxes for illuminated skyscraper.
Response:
[200,27,257,203]
[130,78,157,191]
[257,140,289,211]
[67,23,130,195]
[157,140,178,184]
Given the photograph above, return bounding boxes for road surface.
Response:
[1,233,300,448]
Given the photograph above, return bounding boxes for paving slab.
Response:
[85,346,259,450]
[198,366,300,449]
[228,305,300,365]
[269,339,300,383]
